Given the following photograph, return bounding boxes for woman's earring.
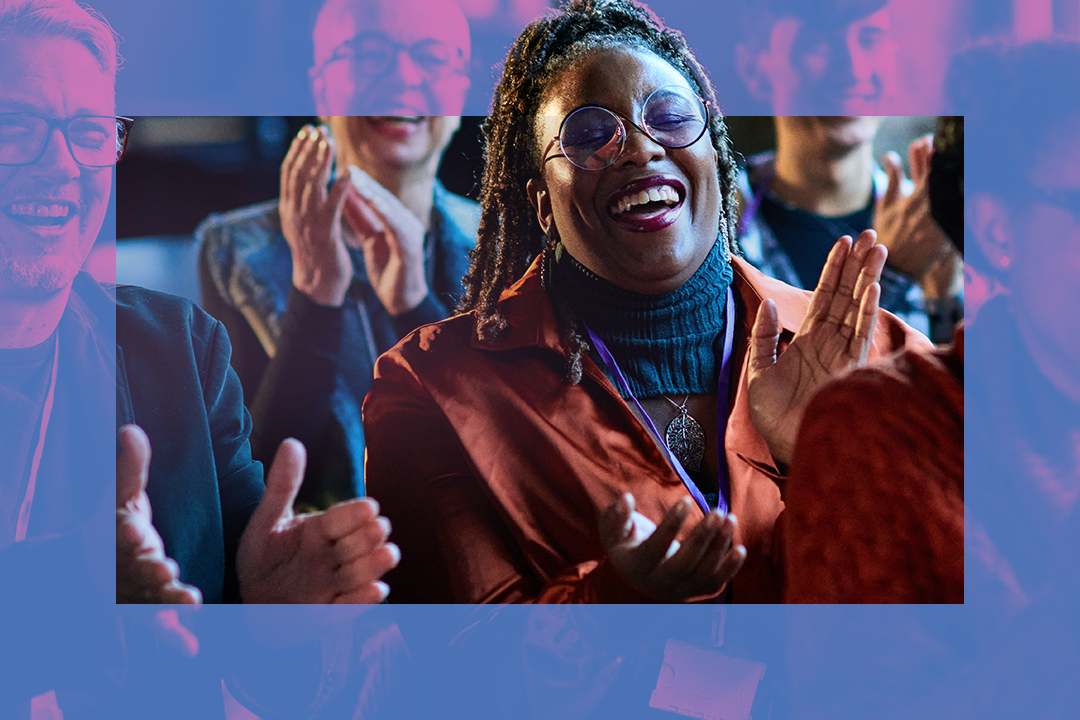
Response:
[541,226,561,290]
[997,255,1012,270]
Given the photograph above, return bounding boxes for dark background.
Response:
[114,116,933,239]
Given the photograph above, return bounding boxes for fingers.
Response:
[829,230,877,322]
[334,580,391,605]
[346,164,426,247]
[634,497,693,570]
[158,577,203,606]
[332,515,390,562]
[328,174,357,239]
[854,281,881,363]
[599,492,635,549]
[287,127,326,199]
[880,151,903,206]
[344,193,387,243]
[659,509,729,582]
[320,496,381,539]
[684,513,743,593]
[842,241,886,333]
[802,235,851,329]
[119,551,202,605]
[748,298,781,376]
[152,609,201,658]
[330,543,400,598]
[117,425,151,508]
[247,439,306,539]
[300,497,398,602]
[908,135,933,184]
[714,542,747,588]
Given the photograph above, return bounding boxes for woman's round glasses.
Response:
[546,86,709,171]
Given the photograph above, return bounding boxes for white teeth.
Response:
[611,185,681,215]
[9,203,70,218]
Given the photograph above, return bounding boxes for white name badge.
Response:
[649,638,766,720]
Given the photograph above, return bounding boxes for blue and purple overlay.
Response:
[2,0,1079,718]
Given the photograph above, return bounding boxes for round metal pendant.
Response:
[666,410,705,473]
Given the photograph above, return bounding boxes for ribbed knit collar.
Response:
[555,238,733,399]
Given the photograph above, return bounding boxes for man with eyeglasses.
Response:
[1,1,401,718]
[309,0,470,116]
[199,0,478,508]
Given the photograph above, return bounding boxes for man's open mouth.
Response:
[5,202,76,227]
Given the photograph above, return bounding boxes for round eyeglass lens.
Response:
[642,86,708,148]
[559,106,625,170]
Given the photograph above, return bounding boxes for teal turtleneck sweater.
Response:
[555,238,734,400]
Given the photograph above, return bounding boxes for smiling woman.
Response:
[363,0,930,610]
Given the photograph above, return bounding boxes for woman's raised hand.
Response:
[344,165,429,316]
[599,494,746,602]
[279,125,356,307]
[747,230,886,469]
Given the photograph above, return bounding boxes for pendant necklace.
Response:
[662,394,705,472]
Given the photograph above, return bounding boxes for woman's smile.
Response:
[530,46,721,294]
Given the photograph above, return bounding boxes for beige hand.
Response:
[115,425,203,606]
[237,439,400,604]
[344,165,429,316]
[875,136,952,282]
[279,125,357,306]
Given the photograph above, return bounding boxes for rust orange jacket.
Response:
[363,255,930,604]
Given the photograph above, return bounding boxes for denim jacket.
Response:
[197,181,479,501]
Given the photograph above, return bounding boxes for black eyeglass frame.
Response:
[309,33,470,82]
[543,87,711,171]
[0,114,135,168]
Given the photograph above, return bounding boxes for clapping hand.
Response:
[112,425,201,657]
[115,425,202,606]
[748,230,886,469]
[875,136,953,282]
[599,493,745,602]
[279,125,357,307]
[344,164,429,316]
[236,439,400,604]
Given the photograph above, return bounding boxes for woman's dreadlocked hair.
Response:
[461,0,742,382]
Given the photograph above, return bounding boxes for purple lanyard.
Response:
[583,287,736,517]
[736,167,774,239]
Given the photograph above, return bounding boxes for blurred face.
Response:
[529,47,721,295]
[741,8,898,115]
[0,36,114,299]
[774,116,883,156]
[1007,125,1080,401]
[326,115,460,174]
[311,0,470,116]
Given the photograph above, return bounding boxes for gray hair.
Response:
[0,0,120,75]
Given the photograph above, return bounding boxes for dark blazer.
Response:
[1,274,263,719]
[116,280,264,603]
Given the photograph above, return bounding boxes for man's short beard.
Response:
[0,251,80,296]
